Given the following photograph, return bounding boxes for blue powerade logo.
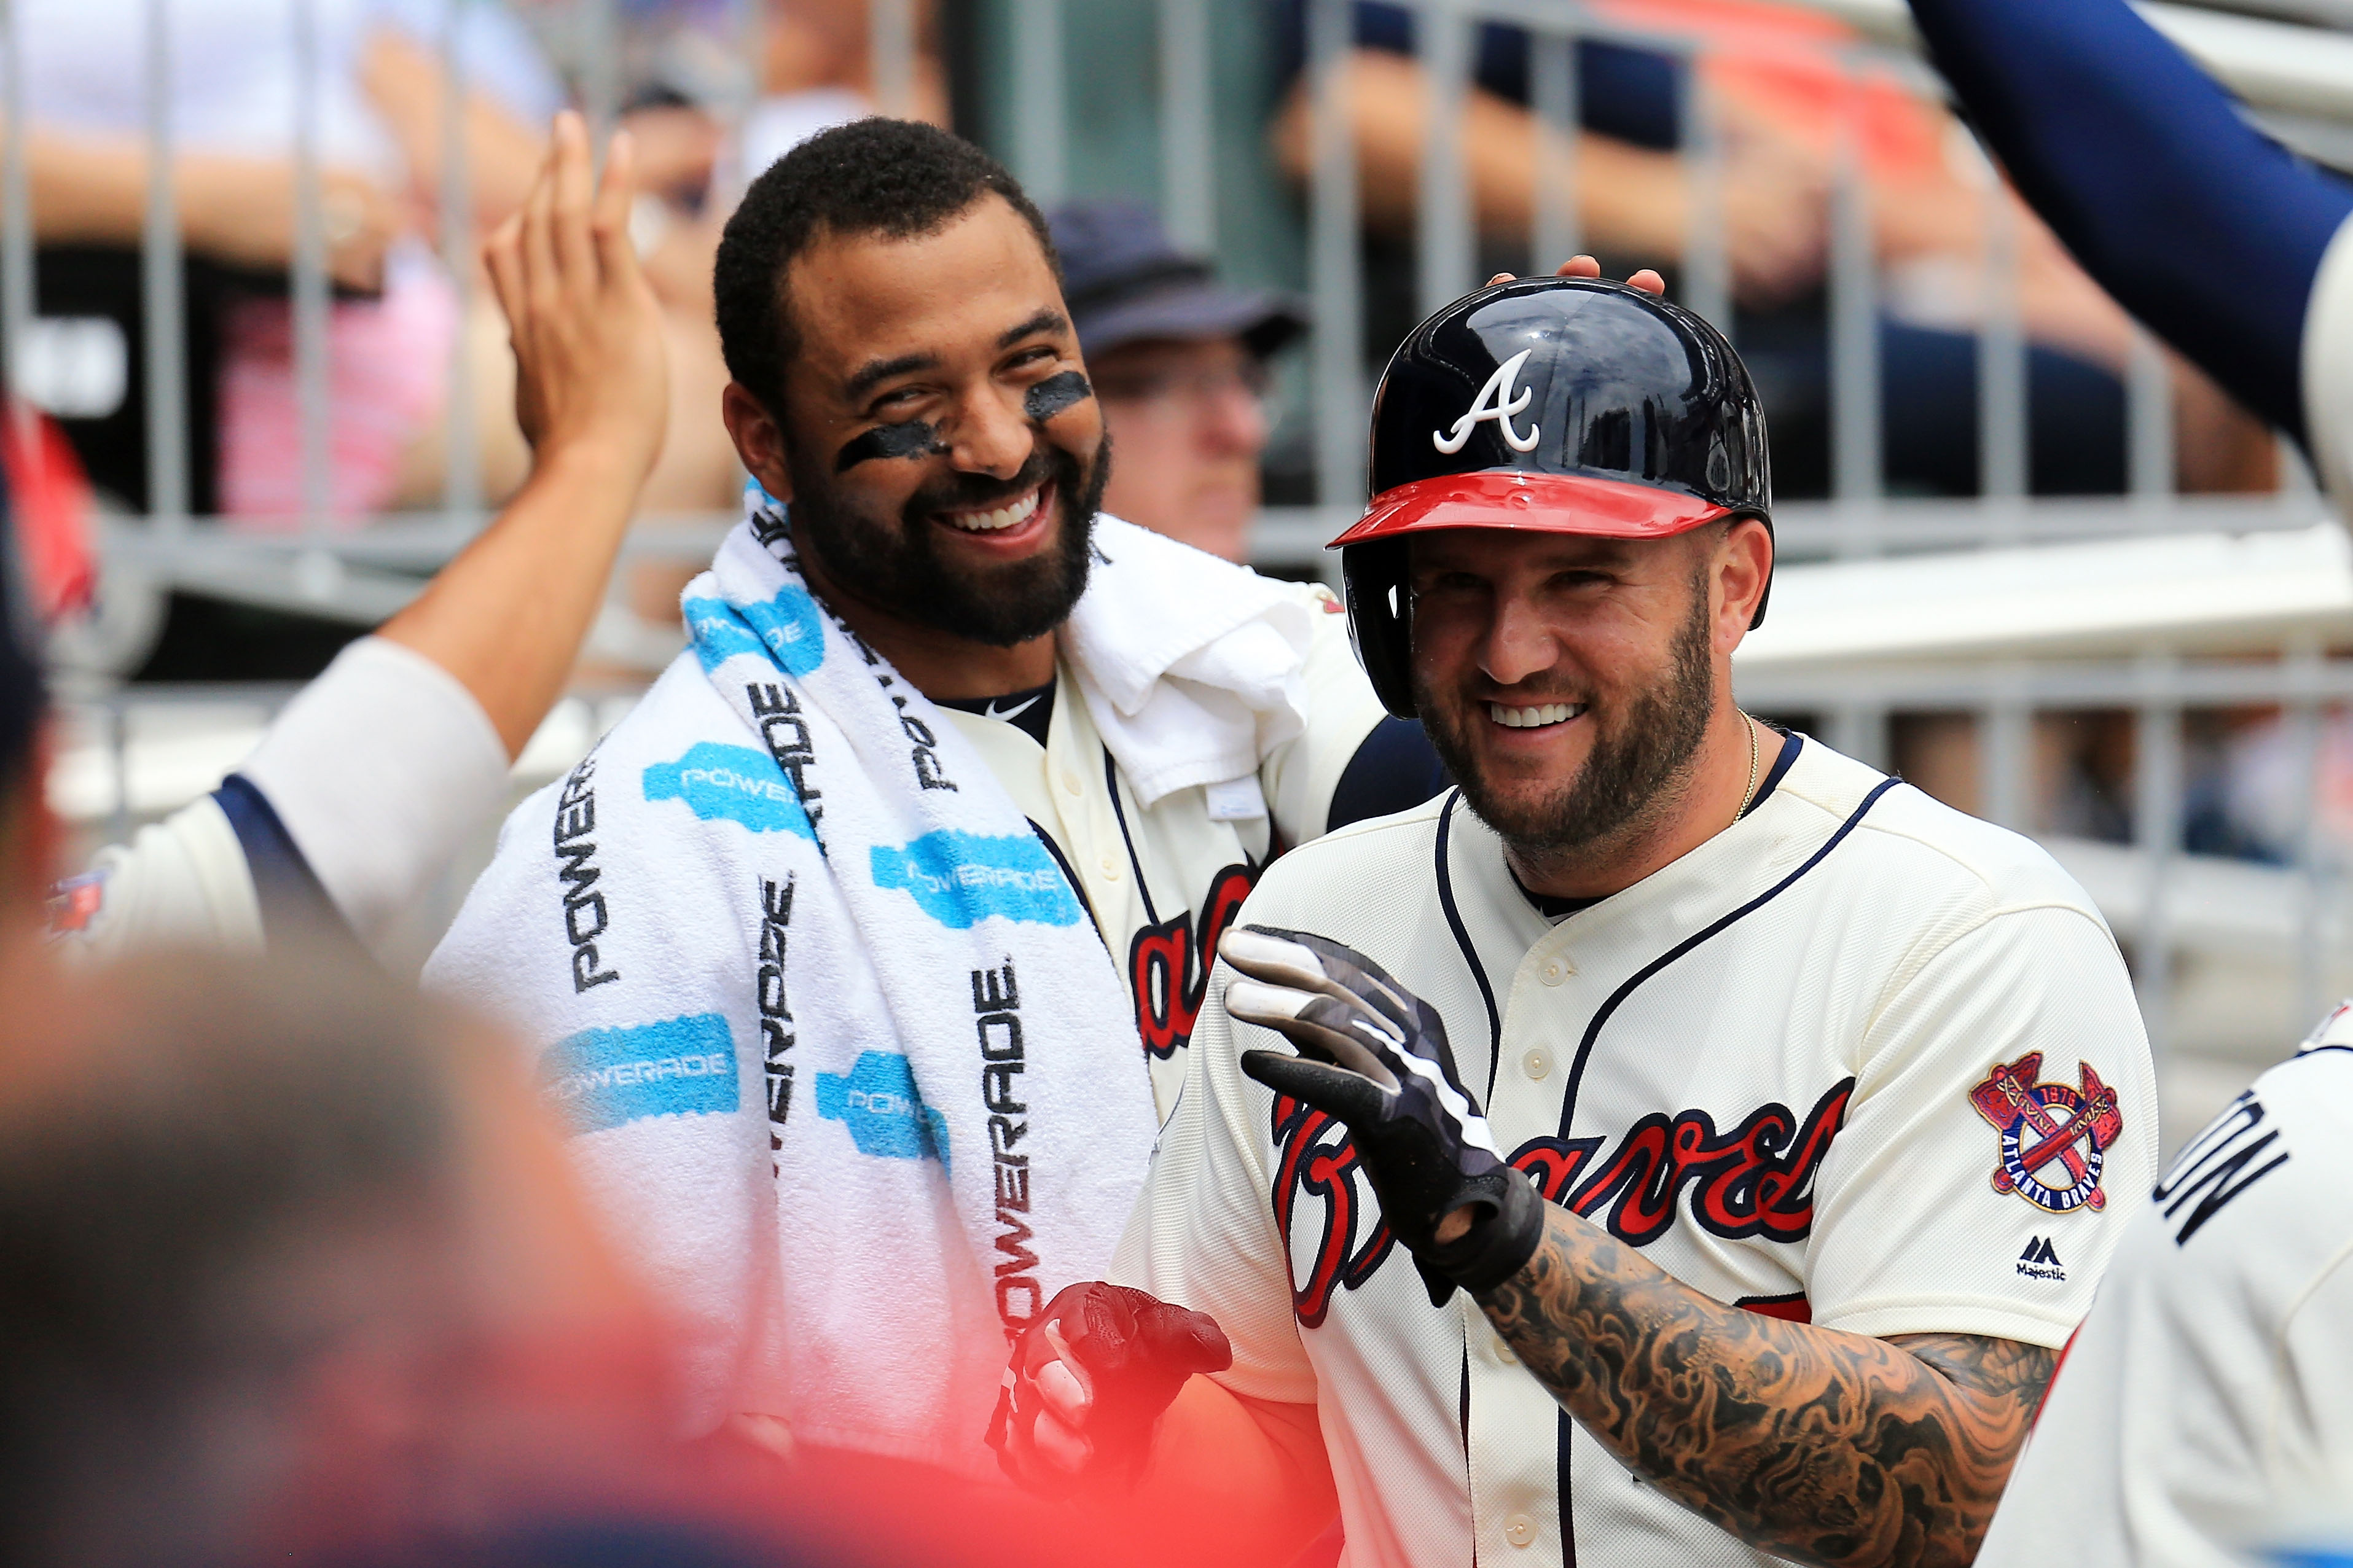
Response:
[540,1013,739,1134]
[815,1050,950,1167]
[869,830,1084,929]
[684,586,824,676]
[643,742,814,838]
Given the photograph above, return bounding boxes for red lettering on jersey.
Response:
[1129,863,1257,1061]
[1270,1094,1396,1327]
[1511,1078,1854,1247]
[1736,1291,1812,1323]
[1272,1078,1854,1327]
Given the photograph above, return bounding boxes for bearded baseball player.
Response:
[987,275,2159,1567]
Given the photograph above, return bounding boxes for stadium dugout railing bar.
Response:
[18,0,2353,1079]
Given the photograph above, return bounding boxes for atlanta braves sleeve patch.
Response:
[1969,1052,2126,1215]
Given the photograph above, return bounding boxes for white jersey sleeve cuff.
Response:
[2301,209,2353,522]
[237,634,509,953]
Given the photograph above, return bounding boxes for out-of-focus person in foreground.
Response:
[992,273,2157,1567]
[1877,0,2353,1558]
[32,111,669,964]
[0,942,702,1568]
[1046,200,1306,563]
[426,117,1449,1486]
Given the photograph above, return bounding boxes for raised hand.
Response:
[987,1282,1232,1492]
[1220,925,1545,1306]
[481,111,668,490]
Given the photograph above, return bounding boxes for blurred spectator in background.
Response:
[1049,200,1306,562]
[12,0,738,526]
[611,0,950,318]
[1270,0,2277,499]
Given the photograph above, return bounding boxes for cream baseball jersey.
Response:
[1981,1011,2353,1567]
[1115,736,2158,1567]
[940,578,1407,1117]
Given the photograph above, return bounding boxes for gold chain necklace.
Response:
[1736,712,1761,822]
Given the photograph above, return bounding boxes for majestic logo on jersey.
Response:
[1270,1079,1852,1324]
[1129,863,1258,1060]
[1969,1053,2124,1214]
[1433,348,1541,454]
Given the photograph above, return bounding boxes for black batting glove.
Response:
[986,1281,1232,1493]
[1221,925,1546,1306]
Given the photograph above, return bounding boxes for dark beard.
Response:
[782,430,1110,647]
[1416,572,1717,859]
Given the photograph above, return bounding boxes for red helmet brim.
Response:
[1328,470,1732,548]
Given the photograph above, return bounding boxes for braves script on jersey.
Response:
[1982,1009,2353,1565]
[1116,738,2157,1567]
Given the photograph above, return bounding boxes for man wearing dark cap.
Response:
[1049,200,1305,562]
[992,270,2156,1567]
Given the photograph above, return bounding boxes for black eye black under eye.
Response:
[836,419,952,474]
[1024,370,1093,423]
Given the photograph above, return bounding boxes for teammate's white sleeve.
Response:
[52,794,267,959]
[1259,585,1388,846]
[2303,212,2353,521]
[1110,959,1320,1406]
[1981,1040,2353,1566]
[237,634,509,952]
[1804,902,2159,1347]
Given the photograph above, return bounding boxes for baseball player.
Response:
[1876,2,2353,1556]
[425,119,1449,1477]
[990,276,2158,1567]
[1977,1003,2353,1564]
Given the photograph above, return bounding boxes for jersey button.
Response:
[1538,960,1566,986]
[1492,1331,1518,1365]
[1059,768,1083,796]
[1098,854,1123,881]
[1504,1515,1537,1549]
[1522,1048,1551,1081]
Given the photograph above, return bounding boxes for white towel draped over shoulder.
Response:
[425,494,1313,1474]
[1065,517,1314,806]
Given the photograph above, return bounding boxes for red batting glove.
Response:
[986,1282,1232,1492]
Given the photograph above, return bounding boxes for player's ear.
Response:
[721,381,796,504]
[1711,518,1772,652]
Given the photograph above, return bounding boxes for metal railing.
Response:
[14,0,2353,1080]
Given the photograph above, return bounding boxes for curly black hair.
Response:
[714,118,1059,422]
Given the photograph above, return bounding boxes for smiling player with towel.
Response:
[423,119,1450,1480]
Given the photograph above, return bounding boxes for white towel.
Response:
[1064,515,1315,806]
[425,493,1318,1473]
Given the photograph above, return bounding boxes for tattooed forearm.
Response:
[1476,1207,2056,1568]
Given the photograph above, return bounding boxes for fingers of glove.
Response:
[1241,1048,1395,1126]
[1225,926,1430,1056]
[1219,929,1411,1066]
[1137,1300,1234,1377]
[1041,1320,1095,1409]
[1032,1403,1092,1475]
[1036,1354,1090,1426]
[1225,980,1401,1087]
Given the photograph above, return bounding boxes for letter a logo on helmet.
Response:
[1433,348,1541,454]
[1332,276,1774,719]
